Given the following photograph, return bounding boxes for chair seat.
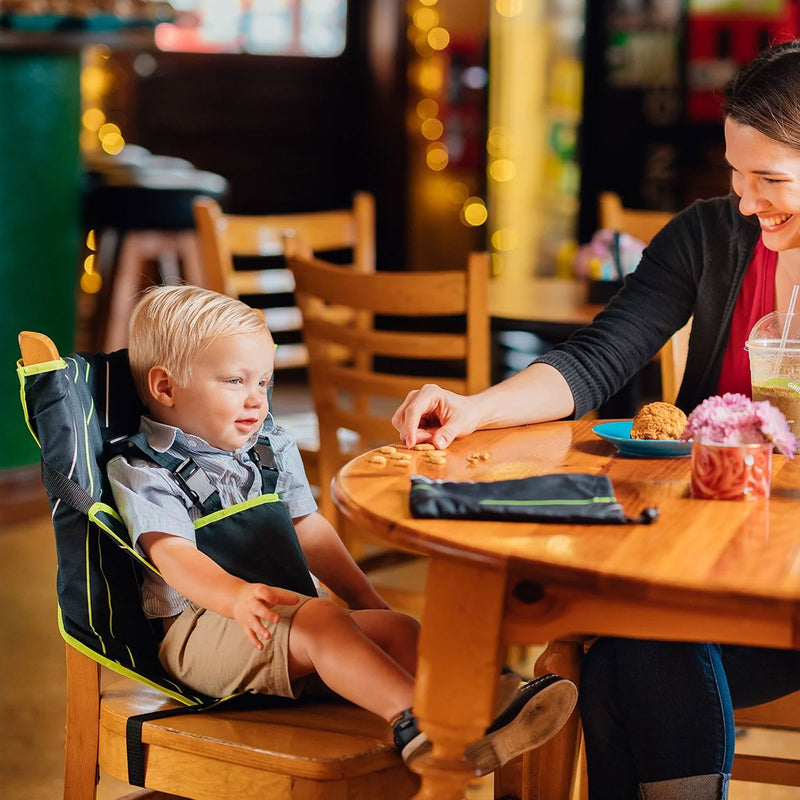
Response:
[98,677,419,799]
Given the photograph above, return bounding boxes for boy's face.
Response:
[150,331,274,452]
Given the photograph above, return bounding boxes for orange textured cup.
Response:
[690,440,773,500]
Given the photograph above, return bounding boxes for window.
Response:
[156,0,348,57]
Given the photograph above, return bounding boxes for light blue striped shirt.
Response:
[107,412,317,618]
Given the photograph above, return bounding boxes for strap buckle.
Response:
[172,457,217,507]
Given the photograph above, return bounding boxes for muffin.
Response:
[630,401,687,440]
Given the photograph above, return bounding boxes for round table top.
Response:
[333,420,800,610]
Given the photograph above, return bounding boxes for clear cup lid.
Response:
[746,311,800,349]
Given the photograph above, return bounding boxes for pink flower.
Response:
[682,393,797,458]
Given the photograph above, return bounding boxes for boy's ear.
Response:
[147,366,176,408]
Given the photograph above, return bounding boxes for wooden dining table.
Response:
[331,419,800,800]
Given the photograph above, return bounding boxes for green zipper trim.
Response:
[194,492,281,529]
[479,496,617,507]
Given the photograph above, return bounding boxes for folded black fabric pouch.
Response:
[409,473,658,525]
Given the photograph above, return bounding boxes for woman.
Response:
[392,40,800,800]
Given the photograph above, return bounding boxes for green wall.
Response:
[0,52,81,469]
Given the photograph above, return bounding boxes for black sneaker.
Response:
[464,673,577,775]
[394,670,520,768]
[392,708,430,764]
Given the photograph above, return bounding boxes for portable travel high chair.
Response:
[17,331,418,800]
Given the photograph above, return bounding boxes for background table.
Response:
[333,420,800,800]
[489,277,659,416]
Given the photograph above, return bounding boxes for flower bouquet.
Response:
[681,393,797,500]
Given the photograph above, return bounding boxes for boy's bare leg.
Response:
[348,608,419,676]
[286,598,415,721]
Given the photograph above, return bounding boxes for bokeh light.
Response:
[495,0,523,18]
[427,27,450,51]
[491,228,520,251]
[461,197,488,226]
[426,142,449,171]
[416,97,439,119]
[489,158,517,182]
[421,117,444,140]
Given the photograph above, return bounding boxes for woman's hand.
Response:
[232,583,299,650]
[392,383,482,449]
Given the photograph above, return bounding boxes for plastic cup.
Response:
[746,311,800,437]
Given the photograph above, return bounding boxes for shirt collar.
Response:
[139,415,269,456]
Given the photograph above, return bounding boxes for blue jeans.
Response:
[579,638,800,799]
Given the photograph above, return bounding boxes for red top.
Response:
[716,236,776,397]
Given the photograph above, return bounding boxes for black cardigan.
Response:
[537,194,762,418]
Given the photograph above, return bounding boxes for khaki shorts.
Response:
[158,595,314,699]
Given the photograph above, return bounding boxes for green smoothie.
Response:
[752,380,800,437]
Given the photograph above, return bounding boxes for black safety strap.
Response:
[125,693,294,786]
[107,433,222,514]
[41,461,95,515]
[126,703,217,786]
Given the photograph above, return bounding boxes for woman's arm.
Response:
[392,362,574,449]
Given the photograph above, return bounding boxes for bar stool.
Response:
[80,150,228,351]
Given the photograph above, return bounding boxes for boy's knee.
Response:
[396,612,420,641]
[298,596,352,628]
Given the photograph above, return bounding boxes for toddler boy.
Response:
[107,285,577,771]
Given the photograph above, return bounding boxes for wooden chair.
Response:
[597,191,673,246]
[598,191,692,405]
[19,331,419,800]
[193,193,375,373]
[285,245,490,562]
[192,193,376,494]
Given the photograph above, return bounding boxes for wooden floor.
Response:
[3,379,799,800]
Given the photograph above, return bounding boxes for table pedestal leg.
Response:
[410,558,508,800]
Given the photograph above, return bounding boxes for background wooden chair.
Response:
[519,314,800,799]
[192,192,375,496]
[19,331,419,800]
[285,245,490,602]
[597,191,673,246]
[598,190,691,405]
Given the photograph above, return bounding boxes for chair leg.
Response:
[64,645,101,800]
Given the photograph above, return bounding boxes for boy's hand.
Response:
[233,583,299,650]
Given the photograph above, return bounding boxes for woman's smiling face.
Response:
[726,117,800,251]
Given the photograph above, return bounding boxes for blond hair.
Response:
[128,285,271,402]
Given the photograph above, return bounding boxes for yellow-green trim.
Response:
[17,357,67,377]
[57,607,200,705]
[194,492,281,529]
[89,502,162,576]
[57,607,246,707]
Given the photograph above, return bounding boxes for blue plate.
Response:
[592,421,692,458]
